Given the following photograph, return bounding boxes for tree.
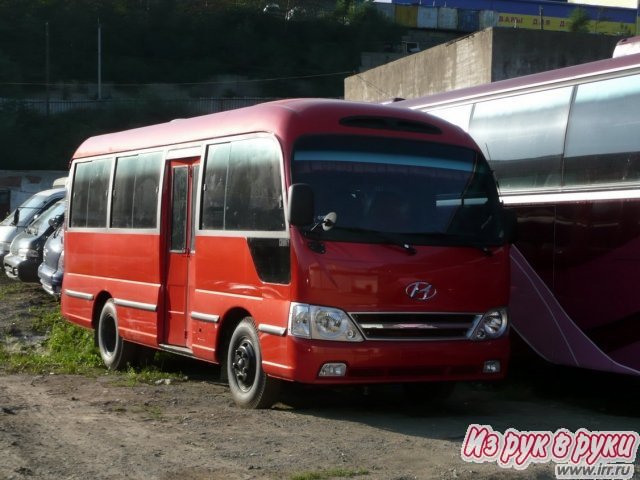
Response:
[569,7,590,33]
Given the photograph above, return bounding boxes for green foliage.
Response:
[290,468,369,480]
[0,278,189,383]
[0,0,403,170]
[0,0,399,95]
[0,99,195,169]
[569,7,590,33]
[0,306,102,374]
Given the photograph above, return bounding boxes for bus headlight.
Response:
[289,303,364,342]
[471,308,508,340]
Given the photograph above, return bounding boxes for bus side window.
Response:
[202,138,284,232]
[564,73,640,187]
[202,143,230,230]
[69,158,111,228]
[469,87,572,193]
[112,153,162,229]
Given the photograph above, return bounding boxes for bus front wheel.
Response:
[227,318,280,409]
[97,299,135,370]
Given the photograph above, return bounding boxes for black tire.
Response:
[227,318,280,409]
[97,299,136,370]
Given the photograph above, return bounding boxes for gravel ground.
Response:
[1,275,639,480]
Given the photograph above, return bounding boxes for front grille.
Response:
[349,312,481,340]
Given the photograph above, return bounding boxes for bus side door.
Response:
[164,158,199,347]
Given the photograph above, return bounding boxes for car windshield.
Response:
[292,135,506,247]
[0,193,57,227]
[26,201,65,236]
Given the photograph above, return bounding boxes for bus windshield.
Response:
[292,135,506,247]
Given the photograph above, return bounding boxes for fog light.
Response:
[483,360,501,374]
[319,363,347,377]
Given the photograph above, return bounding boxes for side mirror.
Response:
[13,208,20,226]
[288,183,315,227]
[501,208,518,243]
[49,214,63,229]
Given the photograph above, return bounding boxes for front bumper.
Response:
[262,335,510,384]
[38,262,63,297]
[4,254,40,282]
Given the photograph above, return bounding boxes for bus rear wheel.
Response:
[227,318,280,409]
[97,299,135,370]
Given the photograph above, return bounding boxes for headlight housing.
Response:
[18,248,39,259]
[289,303,364,342]
[470,308,508,340]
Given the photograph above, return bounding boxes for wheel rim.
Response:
[100,314,117,357]
[232,337,257,392]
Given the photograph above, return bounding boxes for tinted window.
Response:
[27,201,65,236]
[201,143,230,230]
[191,164,199,251]
[0,191,63,227]
[201,138,284,232]
[292,135,506,247]
[70,159,111,228]
[564,74,640,187]
[111,152,162,229]
[171,166,188,251]
[469,87,572,192]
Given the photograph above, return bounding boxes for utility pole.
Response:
[45,22,50,116]
[97,20,102,101]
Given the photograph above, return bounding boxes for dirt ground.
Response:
[1,277,640,480]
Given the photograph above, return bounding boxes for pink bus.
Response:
[397,52,640,376]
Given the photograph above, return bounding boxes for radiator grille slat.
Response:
[350,313,481,340]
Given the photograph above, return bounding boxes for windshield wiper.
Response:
[302,214,417,255]
[318,223,417,255]
[342,227,417,255]
[410,232,496,256]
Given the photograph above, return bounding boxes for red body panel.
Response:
[61,231,162,345]
[291,233,509,312]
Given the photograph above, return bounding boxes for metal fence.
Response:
[0,97,283,116]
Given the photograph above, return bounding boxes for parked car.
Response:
[4,200,65,282]
[286,6,307,21]
[0,187,65,263]
[263,3,281,15]
[38,224,64,297]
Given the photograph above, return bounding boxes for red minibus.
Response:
[61,99,515,408]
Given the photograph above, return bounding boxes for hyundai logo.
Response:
[405,281,437,301]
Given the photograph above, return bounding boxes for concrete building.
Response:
[344,28,622,102]
[0,171,67,218]
[568,0,638,7]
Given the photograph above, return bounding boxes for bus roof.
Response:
[397,52,640,111]
[71,98,478,160]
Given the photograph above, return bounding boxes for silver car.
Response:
[0,188,65,263]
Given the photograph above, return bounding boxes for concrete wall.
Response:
[490,29,622,82]
[345,28,623,103]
